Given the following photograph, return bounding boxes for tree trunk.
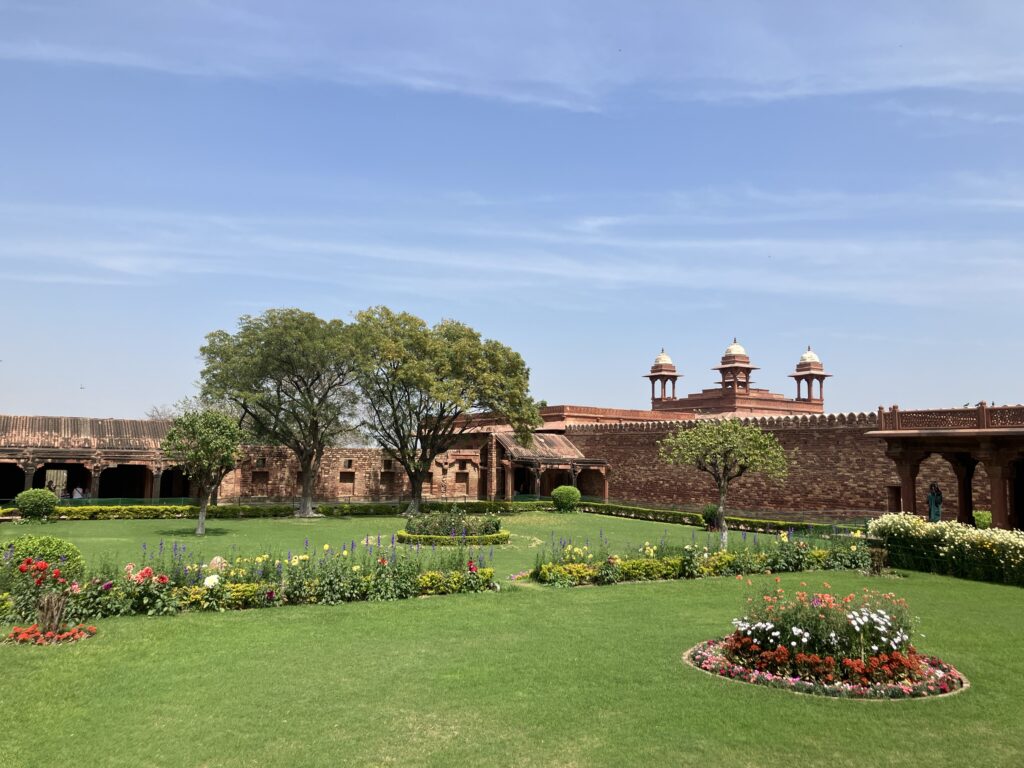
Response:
[196,495,209,536]
[297,457,317,517]
[404,470,424,516]
[717,485,729,551]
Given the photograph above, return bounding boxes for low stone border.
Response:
[682,639,969,700]
[396,530,511,546]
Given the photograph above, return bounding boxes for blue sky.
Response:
[1,1,1023,417]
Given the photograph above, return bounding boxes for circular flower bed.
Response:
[396,530,510,546]
[683,583,967,700]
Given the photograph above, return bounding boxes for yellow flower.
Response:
[290,557,299,566]
[299,554,309,562]
[342,550,349,558]
[779,532,789,543]
[352,565,361,572]
[850,545,858,552]
[323,543,331,551]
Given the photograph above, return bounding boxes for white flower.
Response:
[203,574,220,589]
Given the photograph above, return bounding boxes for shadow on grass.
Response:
[151,527,232,538]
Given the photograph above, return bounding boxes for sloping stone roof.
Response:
[494,431,585,461]
[0,415,170,450]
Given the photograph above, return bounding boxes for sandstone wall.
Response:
[566,413,990,519]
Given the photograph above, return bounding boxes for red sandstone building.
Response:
[2,340,1022,528]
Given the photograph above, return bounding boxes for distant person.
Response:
[72,485,84,499]
[46,480,57,494]
[927,482,943,523]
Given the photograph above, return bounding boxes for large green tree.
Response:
[658,419,788,549]
[199,309,360,517]
[351,306,539,514]
[162,408,243,536]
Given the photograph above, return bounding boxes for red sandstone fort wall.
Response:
[566,414,990,519]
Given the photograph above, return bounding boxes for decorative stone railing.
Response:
[878,404,1024,431]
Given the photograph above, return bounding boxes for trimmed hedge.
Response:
[534,538,870,587]
[31,504,297,521]
[396,530,511,546]
[14,489,58,519]
[579,502,862,536]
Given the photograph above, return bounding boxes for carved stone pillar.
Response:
[89,466,105,499]
[152,468,163,500]
[893,454,923,515]
[601,468,609,503]
[986,461,1009,529]
[22,463,37,491]
[503,461,513,501]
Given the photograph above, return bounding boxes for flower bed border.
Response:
[395,530,510,546]
[682,638,968,700]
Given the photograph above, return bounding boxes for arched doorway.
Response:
[160,468,192,500]
[98,465,150,499]
[32,463,92,499]
[0,463,24,503]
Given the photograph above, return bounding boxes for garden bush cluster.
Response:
[532,535,870,587]
[398,510,509,545]
[868,513,1024,586]
[1,535,496,627]
[13,489,59,519]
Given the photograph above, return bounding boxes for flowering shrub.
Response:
[2,535,86,581]
[4,623,97,646]
[686,583,966,699]
[726,586,914,680]
[868,513,1024,586]
[120,563,178,616]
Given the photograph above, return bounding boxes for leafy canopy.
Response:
[162,409,243,497]
[351,306,539,498]
[658,418,788,490]
[200,309,360,454]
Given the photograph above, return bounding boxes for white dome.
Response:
[800,346,821,364]
[654,349,673,365]
[724,339,746,356]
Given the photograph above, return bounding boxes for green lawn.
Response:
[3,570,1023,767]
[8,512,746,579]
[4,515,1023,767]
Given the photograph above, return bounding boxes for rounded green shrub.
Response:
[973,510,992,529]
[551,485,581,512]
[2,534,86,580]
[14,488,58,519]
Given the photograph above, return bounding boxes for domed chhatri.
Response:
[789,345,831,402]
[645,348,680,402]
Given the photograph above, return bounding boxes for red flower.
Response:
[52,568,61,578]
[34,578,43,586]
[467,559,478,573]
[156,574,169,584]
[138,566,153,580]
[35,561,48,571]
[378,557,388,566]
[18,563,28,573]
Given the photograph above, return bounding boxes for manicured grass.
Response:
[3,570,1024,767]
[4,512,754,579]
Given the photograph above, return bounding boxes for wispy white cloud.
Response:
[876,99,1024,126]
[2,199,1022,308]
[2,2,1024,107]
